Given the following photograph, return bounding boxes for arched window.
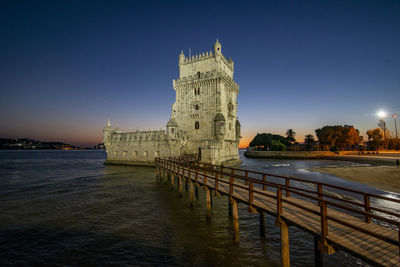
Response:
[195,104,199,110]
[197,88,200,95]
[195,121,200,129]
[197,72,201,78]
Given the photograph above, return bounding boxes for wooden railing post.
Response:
[275,187,289,267]
[364,194,371,223]
[248,180,256,213]
[277,187,282,217]
[215,166,219,191]
[318,199,334,254]
[317,184,322,205]
[204,167,208,187]
[245,171,249,185]
[262,174,266,191]
[229,169,234,197]
[229,169,234,217]
[285,178,290,197]
[320,200,328,241]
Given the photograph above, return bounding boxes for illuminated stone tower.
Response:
[103,40,241,165]
[171,39,241,164]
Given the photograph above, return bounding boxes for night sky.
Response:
[1,0,399,147]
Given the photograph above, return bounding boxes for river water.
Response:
[1,150,398,266]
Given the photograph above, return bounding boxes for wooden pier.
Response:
[155,156,400,266]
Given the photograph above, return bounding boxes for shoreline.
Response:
[310,165,400,193]
[244,150,400,165]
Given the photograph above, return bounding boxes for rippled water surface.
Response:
[1,150,398,266]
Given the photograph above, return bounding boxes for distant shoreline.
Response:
[244,150,336,159]
[0,148,104,151]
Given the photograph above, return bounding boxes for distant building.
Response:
[103,40,241,165]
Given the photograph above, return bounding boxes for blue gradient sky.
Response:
[1,0,399,147]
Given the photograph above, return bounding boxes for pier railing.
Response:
[155,156,400,264]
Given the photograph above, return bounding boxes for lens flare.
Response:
[377,110,387,118]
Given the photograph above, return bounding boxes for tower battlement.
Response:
[178,39,234,79]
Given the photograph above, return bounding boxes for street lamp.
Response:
[393,114,398,139]
[378,111,387,150]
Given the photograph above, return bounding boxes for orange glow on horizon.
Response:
[239,136,252,149]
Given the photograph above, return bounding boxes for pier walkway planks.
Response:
[156,157,400,266]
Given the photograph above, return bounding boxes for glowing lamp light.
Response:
[377,110,387,118]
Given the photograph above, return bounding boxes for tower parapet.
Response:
[178,39,234,79]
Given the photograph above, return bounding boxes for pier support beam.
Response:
[189,180,194,208]
[259,211,266,238]
[170,174,174,190]
[232,198,239,243]
[275,218,290,267]
[206,188,212,220]
[158,170,162,182]
[178,176,183,198]
[314,236,323,267]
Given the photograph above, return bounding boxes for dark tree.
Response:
[304,134,315,151]
[366,128,383,150]
[286,129,296,151]
[249,133,287,151]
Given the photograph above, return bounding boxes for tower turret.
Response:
[166,118,178,140]
[214,113,226,140]
[214,38,222,55]
[179,50,185,65]
[102,119,114,145]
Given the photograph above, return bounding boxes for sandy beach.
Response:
[311,166,400,193]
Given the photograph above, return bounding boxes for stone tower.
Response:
[103,40,241,166]
[171,39,241,164]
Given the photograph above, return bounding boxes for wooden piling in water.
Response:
[259,211,266,238]
[232,198,239,243]
[189,180,194,208]
[165,172,169,184]
[275,218,290,267]
[206,188,212,220]
[314,236,323,267]
[178,175,183,198]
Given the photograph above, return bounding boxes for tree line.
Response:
[249,124,400,151]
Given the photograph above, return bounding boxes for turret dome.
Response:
[167,118,178,127]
